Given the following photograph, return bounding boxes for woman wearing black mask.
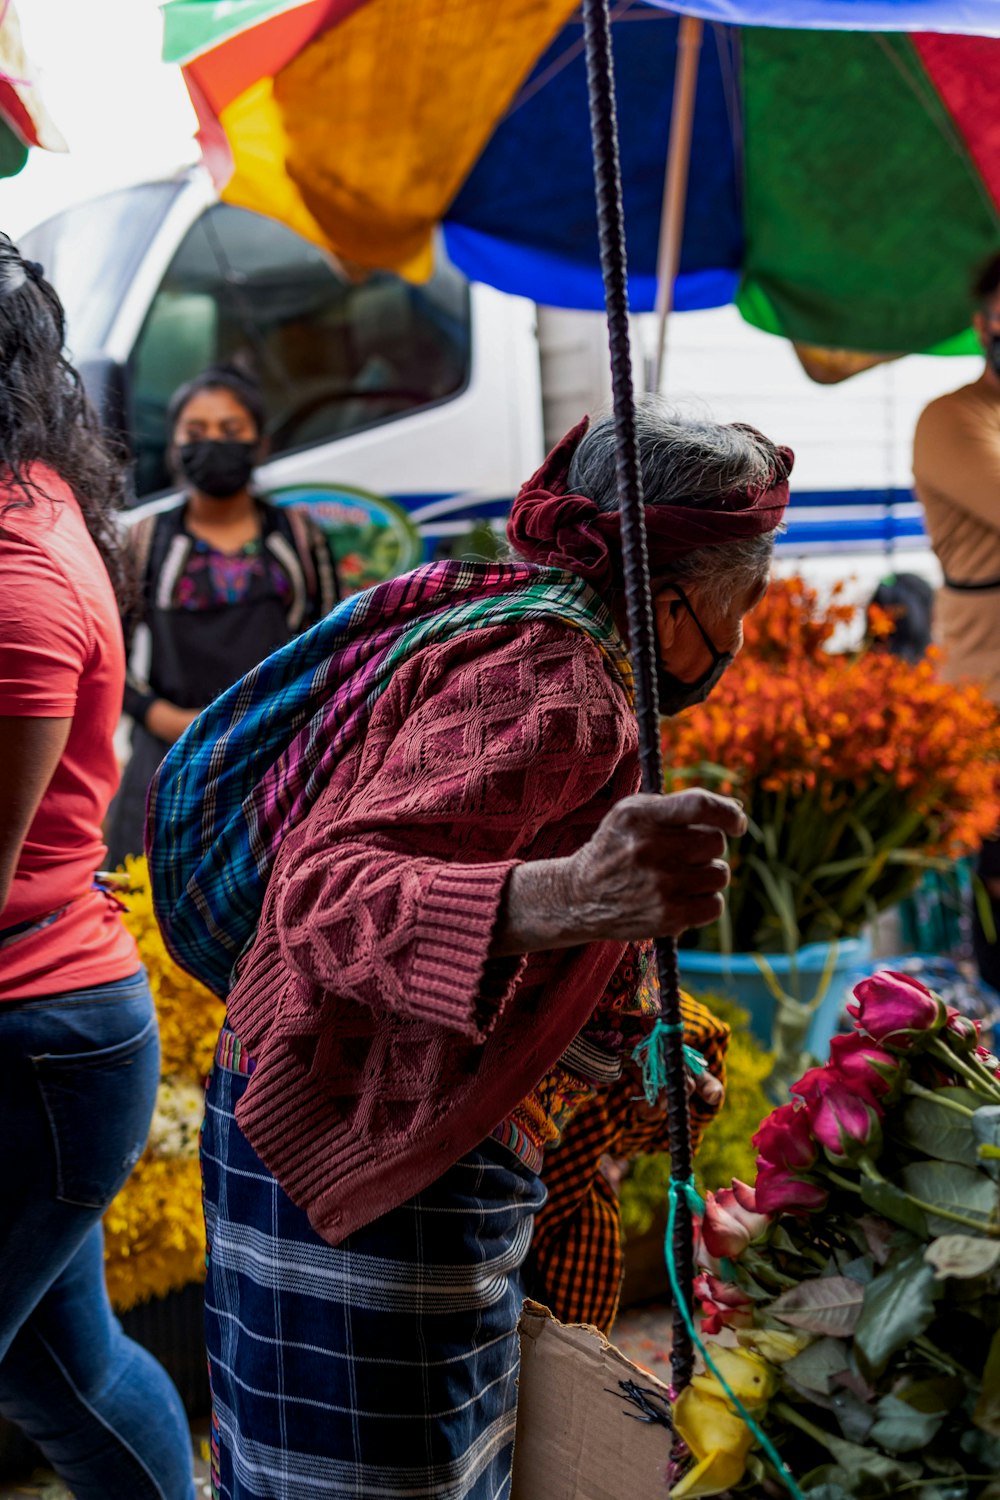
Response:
[105,368,339,865]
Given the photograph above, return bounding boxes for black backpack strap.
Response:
[267,504,339,629]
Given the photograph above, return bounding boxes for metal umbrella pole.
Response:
[580,0,697,1397]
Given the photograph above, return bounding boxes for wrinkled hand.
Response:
[561,789,746,944]
[690,1067,725,1110]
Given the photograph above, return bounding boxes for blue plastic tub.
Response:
[678,936,873,1059]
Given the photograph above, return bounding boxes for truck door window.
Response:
[19,182,181,358]
[130,203,471,498]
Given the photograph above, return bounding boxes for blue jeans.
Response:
[0,970,195,1500]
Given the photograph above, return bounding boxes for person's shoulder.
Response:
[919,377,994,422]
[409,612,631,724]
[122,494,185,534]
[915,378,995,445]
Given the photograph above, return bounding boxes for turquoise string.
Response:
[633,1019,708,1105]
[683,1044,708,1078]
[665,1178,807,1500]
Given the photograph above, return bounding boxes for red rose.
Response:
[693,1272,754,1336]
[846,970,946,1052]
[826,1032,904,1101]
[754,1163,829,1216]
[701,1181,772,1260]
[752,1102,817,1174]
[808,1078,882,1165]
[945,1007,980,1051]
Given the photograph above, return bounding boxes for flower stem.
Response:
[898,1478,1000,1492]
[824,1168,864,1195]
[902,1193,999,1235]
[841,1157,999,1234]
[929,1039,1000,1100]
[770,1401,835,1449]
[902,1080,976,1116]
[913,1335,977,1383]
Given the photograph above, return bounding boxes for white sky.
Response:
[1,0,198,238]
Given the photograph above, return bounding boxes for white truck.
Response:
[21,167,978,593]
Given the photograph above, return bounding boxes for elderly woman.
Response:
[148,400,791,1500]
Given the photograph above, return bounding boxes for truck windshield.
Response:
[19,181,181,356]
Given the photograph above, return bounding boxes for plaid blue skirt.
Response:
[202,1036,546,1500]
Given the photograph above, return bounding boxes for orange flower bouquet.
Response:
[663,577,1000,958]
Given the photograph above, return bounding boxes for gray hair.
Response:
[566,398,782,608]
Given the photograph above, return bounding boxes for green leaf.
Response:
[973,1107,1000,1179]
[746,854,800,953]
[855,1213,896,1266]
[894,1097,980,1169]
[901,1160,999,1235]
[854,1249,937,1379]
[925,1234,1000,1280]
[783,1336,850,1395]
[860,1177,929,1238]
[801,1467,860,1499]
[830,1387,875,1444]
[869,1393,944,1453]
[800,1426,921,1487]
[771,1223,809,1256]
[974,1327,1000,1438]
[961,1423,1000,1468]
[894,1375,963,1415]
[770,1276,865,1337]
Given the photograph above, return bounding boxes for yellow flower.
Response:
[672,1388,754,1498]
[102,855,224,1310]
[671,1349,776,1498]
[689,1347,774,1411]
[737,1327,813,1364]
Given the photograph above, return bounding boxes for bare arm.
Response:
[143,700,200,744]
[0,715,71,916]
[490,789,745,957]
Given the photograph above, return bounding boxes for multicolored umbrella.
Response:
[0,0,66,179]
[164,0,1000,370]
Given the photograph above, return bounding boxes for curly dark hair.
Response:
[972,250,1000,309]
[0,233,136,611]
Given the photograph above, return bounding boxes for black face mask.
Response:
[988,334,1000,378]
[178,440,257,499]
[657,584,735,716]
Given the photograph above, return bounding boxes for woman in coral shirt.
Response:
[0,237,194,1499]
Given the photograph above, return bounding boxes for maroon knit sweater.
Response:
[225,617,640,1245]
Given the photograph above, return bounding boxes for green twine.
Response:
[633,1019,708,1105]
[665,1177,806,1500]
[683,1044,708,1078]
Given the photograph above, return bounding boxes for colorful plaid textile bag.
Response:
[147,560,631,997]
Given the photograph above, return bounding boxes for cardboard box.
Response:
[512,1302,674,1500]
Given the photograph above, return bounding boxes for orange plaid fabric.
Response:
[524,991,729,1335]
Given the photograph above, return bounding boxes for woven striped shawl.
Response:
[147,560,631,997]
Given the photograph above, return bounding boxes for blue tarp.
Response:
[444,13,742,311]
[656,0,1000,34]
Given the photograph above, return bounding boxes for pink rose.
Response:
[807,1078,883,1164]
[846,970,946,1052]
[754,1163,829,1216]
[694,1272,754,1336]
[701,1181,772,1260]
[753,1103,817,1174]
[945,1008,980,1051]
[825,1033,904,1101]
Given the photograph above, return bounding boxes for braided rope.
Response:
[580,0,696,1394]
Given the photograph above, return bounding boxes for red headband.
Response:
[506,417,793,592]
